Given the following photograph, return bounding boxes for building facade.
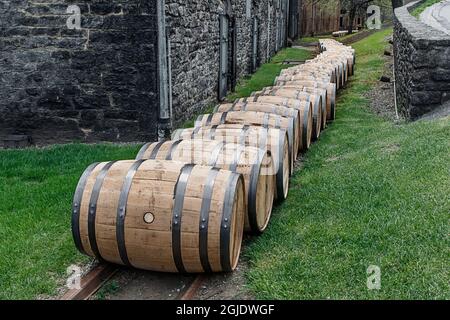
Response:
[0,0,297,146]
[298,0,366,37]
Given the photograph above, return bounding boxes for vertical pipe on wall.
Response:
[166,26,173,131]
[157,0,171,140]
[267,2,271,61]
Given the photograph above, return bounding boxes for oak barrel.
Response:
[172,125,290,201]
[136,140,275,235]
[253,88,325,138]
[260,86,327,130]
[274,80,336,121]
[281,65,339,88]
[195,111,298,163]
[246,93,322,141]
[217,101,313,152]
[72,160,245,273]
[312,57,348,85]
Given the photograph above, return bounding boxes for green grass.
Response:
[226,48,313,102]
[411,0,442,17]
[0,144,140,299]
[245,28,450,299]
[295,36,321,45]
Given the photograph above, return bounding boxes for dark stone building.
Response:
[394,1,450,119]
[0,0,159,145]
[0,0,297,146]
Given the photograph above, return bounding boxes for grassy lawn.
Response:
[296,29,373,47]
[0,144,140,299]
[227,48,313,102]
[245,28,450,299]
[411,0,442,17]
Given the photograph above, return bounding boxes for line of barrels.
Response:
[72,39,355,274]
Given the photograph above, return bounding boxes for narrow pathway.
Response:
[420,0,450,35]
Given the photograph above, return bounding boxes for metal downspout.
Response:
[157,0,172,140]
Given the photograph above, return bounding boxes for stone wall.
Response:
[166,0,283,127]
[0,0,289,145]
[394,1,450,119]
[0,0,159,145]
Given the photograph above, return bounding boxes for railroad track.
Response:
[61,263,207,300]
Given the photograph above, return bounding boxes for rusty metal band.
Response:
[199,167,221,273]
[220,172,241,272]
[172,164,196,273]
[205,114,214,126]
[302,102,310,149]
[276,130,286,196]
[220,112,228,125]
[286,119,294,166]
[88,161,117,261]
[136,143,152,160]
[191,125,202,139]
[116,160,146,267]
[247,148,267,235]
[72,162,100,255]
[208,125,219,140]
[149,140,166,160]
[166,140,183,160]
[194,114,204,128]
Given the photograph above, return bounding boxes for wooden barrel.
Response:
[261,86,327,130]
[295,61,342,84]
[318,47,355,76]
[72,160,246,273]
[258,87,327,134]
[282,63,339,81]
[195,111,298,164]
[172,125,290,201]
[274,80,336,121]
[214,101,311,152]
[275,74,331,84]
[247,92,322,141]
[319,54,353,78]
[281,67,339,90]
[319,40,355,75]
[310,56,349,85]
[313,57,348,85]
[135,140,275,235]
[302,63,343,87]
